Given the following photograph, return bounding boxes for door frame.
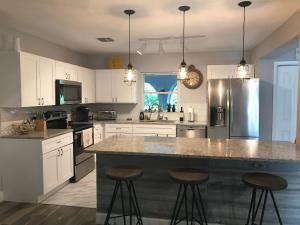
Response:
[272,61,299,141]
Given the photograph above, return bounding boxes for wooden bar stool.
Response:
[242,172,288,225]
[104,166,143,225]
[169,168,209,225]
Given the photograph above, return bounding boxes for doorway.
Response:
[272,61,299,142]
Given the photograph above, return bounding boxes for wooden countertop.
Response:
[86,136,300,162]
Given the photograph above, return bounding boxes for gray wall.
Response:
[256,43,298,140]
[0,25,89,67]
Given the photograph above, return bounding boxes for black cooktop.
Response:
[68,121,93,132]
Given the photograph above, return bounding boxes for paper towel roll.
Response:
[188,107,194,122]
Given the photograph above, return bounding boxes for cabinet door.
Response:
[43,149,59,194]
[79,68,95,104]
[86,69,95,103]
[96,70,113,102]
[112,69,137,103]
[58,144,74,183]
[65,63,77,81]
[20,52,39,107]
[38,57,55,106]
[55,61,67,80]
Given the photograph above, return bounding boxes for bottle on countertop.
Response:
[172,104,176,112]
[167,104,171,112]
[139,111,144,120]
[179,107,184,122]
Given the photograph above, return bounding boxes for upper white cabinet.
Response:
[96,69,137,103]
[55,61,78,81]
[0,51,55,107]
[207,65,255,80]
[78,67,96,104]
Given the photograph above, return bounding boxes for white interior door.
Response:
[273,62,299,142]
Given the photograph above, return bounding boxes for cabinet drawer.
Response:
[42,132,73,154]
[105,124,133,134]
[132,125,176,135]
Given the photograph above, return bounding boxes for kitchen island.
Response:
[86,136,300,225]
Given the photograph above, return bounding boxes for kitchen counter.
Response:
[93,120,207,126]
[90,136,300,225]
[0,129,73,140]
[86,136,300,162]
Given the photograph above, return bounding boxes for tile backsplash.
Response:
[0,103,207,133]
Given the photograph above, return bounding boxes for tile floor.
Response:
[42,170,96,208]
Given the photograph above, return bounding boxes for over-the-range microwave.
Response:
[55,80,82,105]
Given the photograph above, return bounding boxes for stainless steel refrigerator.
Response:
[207,78,259,139]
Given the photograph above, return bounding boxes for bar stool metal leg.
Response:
[196,185,208,225]
[170,184,183,225]
[259,190,268,225]
[104,181,120,225]
[270,191,284,225]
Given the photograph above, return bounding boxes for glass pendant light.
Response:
[177,6,190,81]
[236,1,252,79]
[124,9,136,85]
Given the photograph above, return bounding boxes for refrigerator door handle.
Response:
[226,89,230,128]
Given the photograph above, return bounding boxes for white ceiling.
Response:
[0,0,300,54]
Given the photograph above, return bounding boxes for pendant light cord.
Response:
[242,6,246,60]
[182,10,185,63]
[128,14,131,66]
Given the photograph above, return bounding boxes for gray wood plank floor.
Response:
[0,201,96,225]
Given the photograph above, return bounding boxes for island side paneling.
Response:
[96,154,300,225]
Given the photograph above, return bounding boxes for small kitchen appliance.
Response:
[97,111,117,121]
[55,80,82,105]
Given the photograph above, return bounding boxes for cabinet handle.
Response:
[56,140,62,144]
[115,97,117,102]
[41,98,44,105]
[38,98,40,105]
[61,149,63,156]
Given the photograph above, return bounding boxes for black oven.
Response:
[55,80,82,105]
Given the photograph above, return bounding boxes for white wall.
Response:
[88,51,251,122]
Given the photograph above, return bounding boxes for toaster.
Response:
[97,111,117,120]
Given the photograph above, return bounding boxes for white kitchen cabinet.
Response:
[55,61,78,81]
[78,67,96,104]
[96,69,137,103]
[207,65,254,80]
[20,52,39,107]
[0,51,55,107]
[105,124,133,138]
[38,56,55,106]
[132,124,176,137]
[58,144,74,182]
[44,143,74,194]
[94,124,104,144]
[43,149,60,194]
[0,132,73,203]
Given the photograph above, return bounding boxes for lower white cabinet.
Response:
[0,132,73,203]
[43,143,74,194]
[94,124,104,144]
[104,123,176,138]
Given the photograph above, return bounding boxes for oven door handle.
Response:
[75,130,83,135]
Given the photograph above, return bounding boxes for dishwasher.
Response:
[176,125,207,138]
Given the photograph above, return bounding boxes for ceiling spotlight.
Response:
[136,42,147,55]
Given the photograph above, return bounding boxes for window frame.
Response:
[142,72,181,112]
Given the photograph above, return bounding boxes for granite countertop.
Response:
[86,136,300,162]
[0,129,73,140]
[93,120,207,126]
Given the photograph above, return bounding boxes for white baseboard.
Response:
[96,212,222,225]
[0,191,3,202]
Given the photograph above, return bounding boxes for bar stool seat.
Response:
[169,168,209,184]
[242,172,287,191]
[169,168,209,225]
[242,172,288,225]
[104,166,143,225]
[106,166,143,180]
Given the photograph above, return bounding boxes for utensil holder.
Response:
[35,120,47,133]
